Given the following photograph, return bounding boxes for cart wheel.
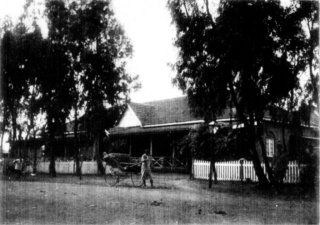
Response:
[104,173,119,186]
[131,172,142,187]
[104,166,119,186]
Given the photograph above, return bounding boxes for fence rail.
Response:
[130,157,186,169]
[192,159,302,183]
[35,161,99,174]
[29,156,186,175]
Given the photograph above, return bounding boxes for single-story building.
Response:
[109,97,318,169]
[9,96,318,173]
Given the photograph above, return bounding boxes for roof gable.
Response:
[118,105,142,128]
[129,97,202,126]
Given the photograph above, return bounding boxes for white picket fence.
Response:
[192,159,301,183]
[35,161,103,174]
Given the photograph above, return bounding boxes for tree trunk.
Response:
[11,109,17,158]
[9,131,13,158]
[48,116,56,177]
[248,126,269,186]
[73,106,81,179]
[49,143,56,177]
[281,119,287,153]
[0,132,4,159]
[18,128,22,161]
[12,110,17,143]
[188,148,193,180]
[0,116,6,158]
[258,135,275,185]
[256,121,276,185]
[209,157,217,188]
[31,117,37,174]
[94,134,104,175]
[208,134,217,188]
[33,134,37,174]
[247,113,270,186]
[28,105,37,173]
[228,81,269,185]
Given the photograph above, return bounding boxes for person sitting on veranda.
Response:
[102,152,126,176]
[141,150,154,188]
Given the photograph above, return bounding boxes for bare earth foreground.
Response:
[0,173,318,224]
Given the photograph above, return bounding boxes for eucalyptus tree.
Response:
[2,0,136,177]
[1,15,54,172]
[45,0,135,175]
[169,0,311,186]
[0,21,36,158]
[296,1,319,107]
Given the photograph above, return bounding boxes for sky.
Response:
[0,0,184,103]
[112,0,183,103]
[0,0,293,104]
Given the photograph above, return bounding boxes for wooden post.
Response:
[129,137,132,156]
[149,136,153,156]
[64,145,67,160]
[172,146,175,158]
[172,146,175,169]
[240,158,244,182]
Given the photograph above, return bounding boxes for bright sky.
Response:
[0,0,184,104]
[0,0,293,104]
[112,0,184,103]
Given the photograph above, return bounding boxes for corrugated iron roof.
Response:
[110,123,202,136]
[110,96,319,136]
[129,96,234,126]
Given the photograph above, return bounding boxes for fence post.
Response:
[240,158,244,182]
[190,159,194,180]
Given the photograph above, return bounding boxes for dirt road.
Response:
[0,173,317,224]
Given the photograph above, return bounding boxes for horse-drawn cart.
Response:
[103,153,141,187]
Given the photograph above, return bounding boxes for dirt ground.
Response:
[0,173,318,224]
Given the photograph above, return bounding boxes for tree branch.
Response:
[204,0,215,26]
[227,79,248,126]
[183,0,190,18]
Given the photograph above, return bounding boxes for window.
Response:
[266,138,274,157]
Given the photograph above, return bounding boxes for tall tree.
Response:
[169,0,310,186]
[296,1,319,107]
[45,0,135,175]
[1,0,135,177]
[1,21,34,158]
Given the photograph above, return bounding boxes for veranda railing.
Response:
[31,156,187,174]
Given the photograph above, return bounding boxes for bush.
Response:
[300,150,318,193]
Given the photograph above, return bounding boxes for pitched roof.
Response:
[111,96,318,136]
[111,123,202,136]
[129,97,203,126]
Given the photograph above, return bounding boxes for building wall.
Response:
[257,121,318,162]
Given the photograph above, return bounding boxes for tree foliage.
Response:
[169,0,314,185]
[1,0,136,176]
[296,1,319,106]
[43,0,135,175]
[1,22,44,153]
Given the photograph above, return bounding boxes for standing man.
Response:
[141,149,154,188]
